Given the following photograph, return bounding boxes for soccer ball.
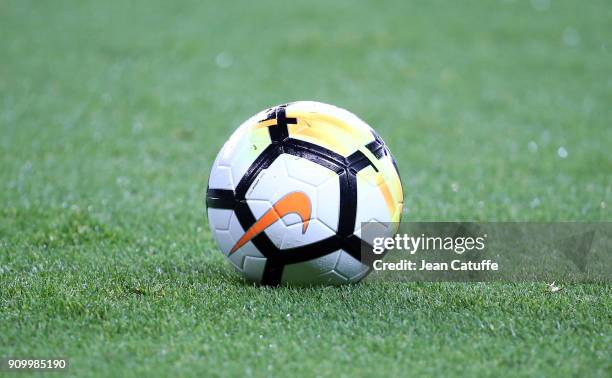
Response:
[206,101,403,285]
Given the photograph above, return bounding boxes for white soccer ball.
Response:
[206,101,403,285]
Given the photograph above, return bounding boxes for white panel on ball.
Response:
[207,208,233,231]
[245,154,340,249]
[208,111,271,191]
[335,250,369,282]
[225,211,265,271]
[353,167,394,238]
[242,256,267,282]
[281,250,343,285]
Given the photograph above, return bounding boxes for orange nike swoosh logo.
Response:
[229,191,311,254]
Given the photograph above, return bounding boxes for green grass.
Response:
[1,0,611,376]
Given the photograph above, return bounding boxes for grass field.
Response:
[1,0,611,376]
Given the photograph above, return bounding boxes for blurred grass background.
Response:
[1,0,610,376]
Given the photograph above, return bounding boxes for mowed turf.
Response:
[1,0,611,376]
